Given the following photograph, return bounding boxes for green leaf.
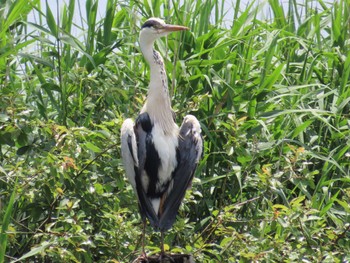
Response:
[0,114,9,122]
[260,63,284,92]
[292,119,314,139]
[45,0,58,37]
[0,179,17,263]
[12,242,51,262]
[19,53,55,68]
[16,146,31,155]
[0,0,40,40]
[94,183,104,194]
[84,142,102,153]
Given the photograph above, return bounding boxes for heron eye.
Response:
[153,24,163,29]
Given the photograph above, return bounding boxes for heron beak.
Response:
[163,24,189,32]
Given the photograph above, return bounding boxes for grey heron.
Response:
[120,17,203,258]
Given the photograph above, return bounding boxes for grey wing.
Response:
[121,115,159,228]
[159,115,203,231]
[121,118,138,190]
[133,114,159,227]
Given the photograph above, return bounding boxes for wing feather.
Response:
[134,113,159,227]
[121,117,159,227]
[121,114,203,231]
[121,118,138,189]
[159,115,203,231]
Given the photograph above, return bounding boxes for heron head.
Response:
[139,17,189,44]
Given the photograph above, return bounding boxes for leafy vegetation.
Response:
[1,0,350,262]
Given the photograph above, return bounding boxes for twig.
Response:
[73,142,119,180]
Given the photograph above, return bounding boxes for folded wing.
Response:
[121,114,203,231]
[121,116,159,227]
[159,115,203,231]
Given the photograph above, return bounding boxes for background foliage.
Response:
[1,0,350,262]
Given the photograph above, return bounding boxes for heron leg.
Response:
[141,221,147,258]
[161,231,165,255]
[133,221,148,263]
[132,220,149,263]
[159,232,175,263]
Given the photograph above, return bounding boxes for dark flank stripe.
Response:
[135,112,163,198]
[144,134,161,198]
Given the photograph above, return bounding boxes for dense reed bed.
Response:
[1,0,349,261]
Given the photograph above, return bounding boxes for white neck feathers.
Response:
[139,35,178,135]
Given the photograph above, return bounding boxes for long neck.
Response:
[140,39,177,134]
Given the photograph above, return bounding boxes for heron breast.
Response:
[151,123,178,191]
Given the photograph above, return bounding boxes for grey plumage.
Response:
[120,17,203,255]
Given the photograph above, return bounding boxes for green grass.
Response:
[0,179,17,263]
[0,0,349,262]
